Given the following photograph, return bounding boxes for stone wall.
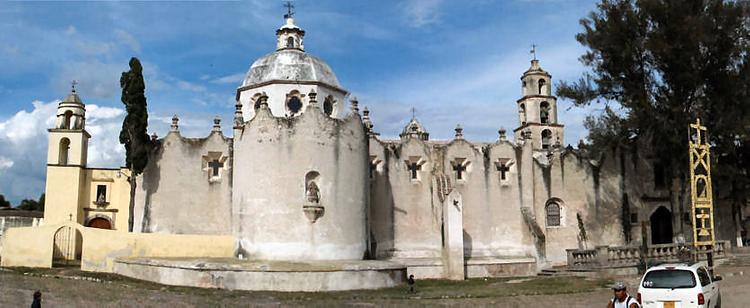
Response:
[133,129,233,235]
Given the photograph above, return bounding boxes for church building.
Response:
[2,11,741,286]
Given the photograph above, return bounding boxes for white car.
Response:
[637,262,722,308]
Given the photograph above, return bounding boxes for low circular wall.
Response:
[113,257,406,292]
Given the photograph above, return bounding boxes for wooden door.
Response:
[87,217,112,229]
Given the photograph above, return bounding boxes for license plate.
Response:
[663,302,675,308]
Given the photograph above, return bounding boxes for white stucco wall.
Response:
[232,105,368,260]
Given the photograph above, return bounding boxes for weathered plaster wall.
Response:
[81,229,235,272]
[0,221,52,267]
[133,130,232,235]
[369,137,442,259]
[232,105,368,260]
[0,214,43,254]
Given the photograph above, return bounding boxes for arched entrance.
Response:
[52,226,82,267]
[87,217,112,229]
[650,206,673,244]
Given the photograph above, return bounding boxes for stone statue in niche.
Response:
[306,181,320,203]
[97,192,106,204]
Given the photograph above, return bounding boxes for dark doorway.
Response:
[650,206,673,244]
[87,217,112,230]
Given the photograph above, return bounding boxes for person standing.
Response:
[607,282,640,308]
[407,274,415,293]
[31,290,41,308]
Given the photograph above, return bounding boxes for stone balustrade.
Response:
[566,240,731,270]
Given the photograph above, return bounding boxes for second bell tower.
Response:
[514,59,564,150]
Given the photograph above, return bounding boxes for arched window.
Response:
[519,103,526,124]
[287,37,295,48]
[546,201,561,227]
[538,79,546,95]
[62,111,73,129]
[323,96,335,116]
[540,101,550,124]
[541,129,552,149]
[287,96,302,115]
[59,138,70,165]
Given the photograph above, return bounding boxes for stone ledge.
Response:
[113,257,407,292]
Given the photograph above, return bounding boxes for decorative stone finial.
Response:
[213,116,221,132]
[454,124,464,139]
[151,132,158,141]
[234,102,244,128]
[350,96,359,114]
[259,92,269,109]
[498,127,507,141]
[363,106,374,132]
[171,114,179,132]
[71,80,78,93]
[308,89,318,107]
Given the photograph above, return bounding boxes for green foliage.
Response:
[0,194,11,208]
[559,0,750,196]
[16,193,44,211]
[119,57,152,175]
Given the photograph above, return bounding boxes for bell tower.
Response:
[514,57,564,150]
[44,83,91,225]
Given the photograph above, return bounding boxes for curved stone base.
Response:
[112,257,407,292]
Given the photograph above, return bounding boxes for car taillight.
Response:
[637,292,641,304]
[698,293,705,305]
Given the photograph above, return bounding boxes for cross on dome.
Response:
[283,1,295,19]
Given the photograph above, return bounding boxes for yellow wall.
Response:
[44,166,85,225]
[46,130,89,166]
[1,222,236,272]
[81,230,235,272]
[80,168,131,231]
[0,224,57,268]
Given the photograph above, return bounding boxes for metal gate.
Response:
[53,226,79,265]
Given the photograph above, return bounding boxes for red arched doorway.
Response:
[87,217,112,229]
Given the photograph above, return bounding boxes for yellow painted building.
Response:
[1,88,235,270]
[43,88,131,231]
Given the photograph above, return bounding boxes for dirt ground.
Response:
[2,255,749,307]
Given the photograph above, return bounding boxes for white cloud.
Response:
[0,100,57,144]
[114,29,142,53]
[0,157,13,170]
[177,80,207,92]
[0,100,125,204]
[402,0,444,28]
[210,73,245,84]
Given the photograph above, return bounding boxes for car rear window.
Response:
[642,270,696,289]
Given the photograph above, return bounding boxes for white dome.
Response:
[242,49,341,88]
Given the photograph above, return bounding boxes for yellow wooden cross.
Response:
[688,118,715,247]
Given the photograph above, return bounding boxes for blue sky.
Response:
[0,0,601,205]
